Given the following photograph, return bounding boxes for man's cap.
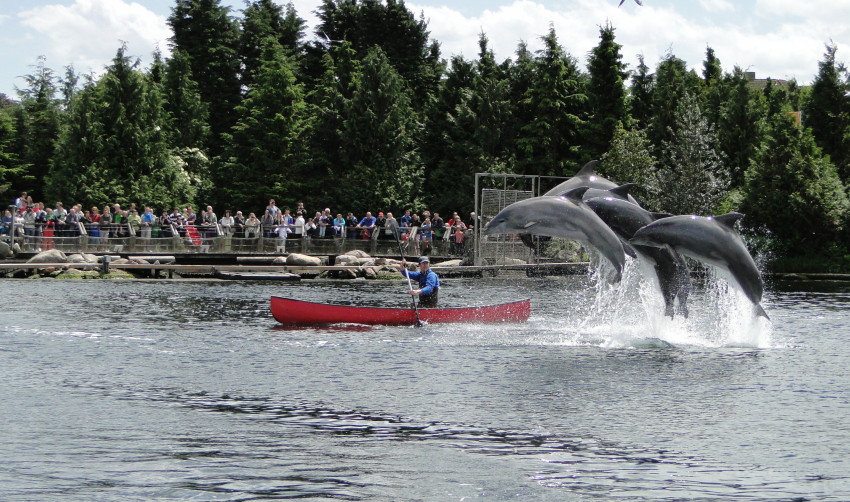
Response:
[378,212,384,216]
[418,256,430,264]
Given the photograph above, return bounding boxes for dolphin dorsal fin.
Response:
[560,186,589,203]
[575,160,599,177]
[609,183,637,198]
[652,212,674,220]
[714,212,744,228]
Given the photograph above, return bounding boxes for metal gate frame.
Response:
[473,173,566,266]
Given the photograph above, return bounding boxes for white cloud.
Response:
[413,0,845,84]
[18,0,171,76]
[698,0,735,13]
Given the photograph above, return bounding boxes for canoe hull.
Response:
[271,296,530,325]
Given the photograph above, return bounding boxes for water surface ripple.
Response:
[1,276,848,500]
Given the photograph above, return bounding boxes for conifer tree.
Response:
[168,0,241,156]
[803,43,850,181]
[585,23,629,161]
[420,54,476,213]
[516,27,587,176]
[649,91,728,215]
[648,52,701,151]
[48,47,196,210]
[16,57,61,201]
[0,106,24,195]
[306,43,359,207]
[743,99,849,254]
[240,0,306,89]
[340,47,423,213]
[224,37,311,213]
[315,0,441,110]
[718,67,764,189]
[700,46,725,128]
[628,54,653,129]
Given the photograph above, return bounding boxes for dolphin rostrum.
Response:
[583,196,690,318]
[630,213,768,318]
[483,192,626,282]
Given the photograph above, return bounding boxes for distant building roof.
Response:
[744,71,788,90]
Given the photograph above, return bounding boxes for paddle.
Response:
[392,224,423,327]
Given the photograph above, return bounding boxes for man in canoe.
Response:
[397,256,440,308]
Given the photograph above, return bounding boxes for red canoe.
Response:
[271,296,531,325]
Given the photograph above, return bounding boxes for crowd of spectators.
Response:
[3,192,478,255]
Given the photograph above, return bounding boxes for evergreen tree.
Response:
[420,54,476,214]
[648,52,701,152]
[628,54,653,129]
[466,34,513,168]
[516,26,587,176]
[585,22,629,161]
[743,101,849,254]
[59,65,79,110]
[240,0,306,89]
[306,42,359,207]
[315,0,441,110]
[45,78,102,206]
[718,67,764,189]
[162,49,210,150]
[649,91,728,215]
[505,41,536,174]
[700,46,725,128]
[168,0,241,156]
[0,106,24,196]
[16,57,61,201]
[224,37,311,213]
[48,47,196,210]
[340,47,423,213]
[600,125,656,202]
[803,43,850,181]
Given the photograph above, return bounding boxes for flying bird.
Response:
[619,0,643,6]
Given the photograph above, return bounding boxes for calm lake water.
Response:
[1,267,849,501]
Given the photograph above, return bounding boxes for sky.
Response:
[1,0,849,99]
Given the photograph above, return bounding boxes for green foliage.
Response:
[224,37,311,213]
[516,27,587,177]
[168,0,242,157]
[420,55,477,215]
[47,46,197,210]
[340,47,423,214]
[648,52,702,152]
[240,0,306,88]
[316,0,441,110]
[803,43,850,182]
[718,67,765,188]
[743,109,850,254]
[0,106,25,195]
[16,57,61,201]
[649,91,729,215]
[600,125,656,201]
[628,54,653,129]
[585,23,630,161]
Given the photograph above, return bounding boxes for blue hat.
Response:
[418,256,430,264]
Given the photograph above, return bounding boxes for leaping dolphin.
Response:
[483,193,626,282]
[630,213,768,318]
[544,160,641,206]
[583,196,691,318]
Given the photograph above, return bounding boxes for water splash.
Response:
[576,255,773,349]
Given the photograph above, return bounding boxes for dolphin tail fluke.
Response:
[755,303,770,320]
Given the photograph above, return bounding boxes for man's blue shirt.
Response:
[403,268,440,295]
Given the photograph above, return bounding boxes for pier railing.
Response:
[1,220,473,259]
